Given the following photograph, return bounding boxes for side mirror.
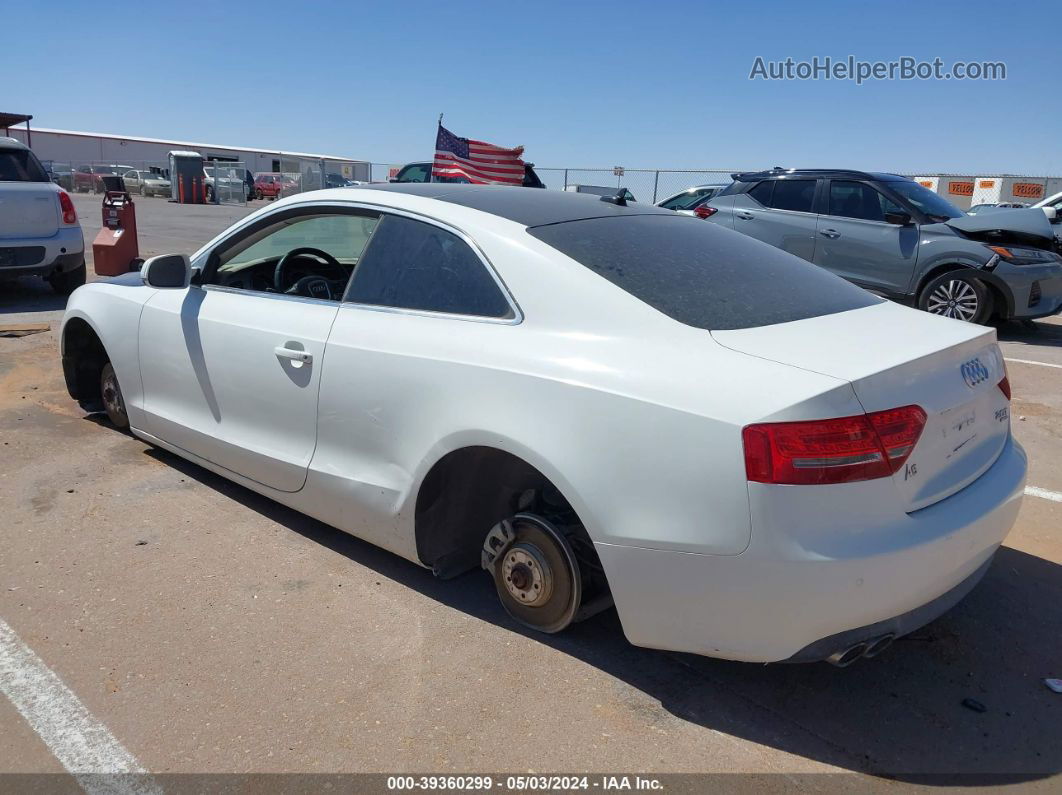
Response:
[884,211,913,226]
[141,254,191,289]
[1043,206,1057,221]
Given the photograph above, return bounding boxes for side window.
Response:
[770,179,816,213]
[747,180,774,207]
[347,215,513,318]
[211,212,379,300]
[396,163,431,183]
[877,192,906,218]
[829,180,889,222]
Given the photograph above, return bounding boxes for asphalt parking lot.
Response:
[1,192,1061,785]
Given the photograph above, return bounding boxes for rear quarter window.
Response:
[528,215,880,330]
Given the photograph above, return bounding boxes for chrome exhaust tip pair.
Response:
[826,634,895,667]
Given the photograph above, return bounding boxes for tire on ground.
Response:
[49,261,87,295]
[99,362,130,430]
[918,270,993,325]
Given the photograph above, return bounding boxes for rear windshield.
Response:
[0,149,49,182]
[529,215,880,330]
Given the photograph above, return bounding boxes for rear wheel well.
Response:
[414,447,597,579]
[61,318,108,405]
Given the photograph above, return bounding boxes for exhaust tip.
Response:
[827,643,867,667]
[863,634,895,659]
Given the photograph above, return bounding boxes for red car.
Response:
[253,173,297,200]
[74,164,134,193]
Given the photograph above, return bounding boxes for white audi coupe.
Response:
[61,184,1026,665]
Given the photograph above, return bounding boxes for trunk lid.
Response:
[712,301,1011,512]
[0,182,61,239]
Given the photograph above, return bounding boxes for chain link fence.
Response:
[203,161,249,205]
[40,160,171,197]
[228,162,1062,208]
[365,163,741,201]
[534,168,740,203]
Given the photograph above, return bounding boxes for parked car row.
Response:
[655,168,1062,325]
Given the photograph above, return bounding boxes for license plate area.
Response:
[898,389,1009,511]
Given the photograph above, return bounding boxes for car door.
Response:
[728,178,820,260]
[123,170,140,191]
[137,203,380,492]
[814,179,919,294]
[312,211,519,550]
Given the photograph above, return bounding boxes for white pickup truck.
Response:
[0,137,85,294]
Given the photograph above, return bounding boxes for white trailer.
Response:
[970,176,1051,207]
[915,175,977,210]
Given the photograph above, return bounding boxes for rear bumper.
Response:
[0,227,85,278]
[596,436,1026,663]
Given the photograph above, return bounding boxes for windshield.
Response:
[529,215,880,330]
[0,149,49,181]
[883,180,964,219]
[661,188,717,210]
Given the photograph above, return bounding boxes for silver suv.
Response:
[706,168,1062,324]
[0,137,85,294]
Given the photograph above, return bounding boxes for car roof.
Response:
[732,168,908,182]
[361,183,673,227]
[0,136,29,151]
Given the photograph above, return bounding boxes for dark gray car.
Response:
[706,168,1062,323]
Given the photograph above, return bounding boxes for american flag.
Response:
[432,125,525,185]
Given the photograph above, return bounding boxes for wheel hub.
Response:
[927,279,978,320]
[102,373,125,417]
[501,543,553,607]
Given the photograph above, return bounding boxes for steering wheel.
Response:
[273,247,346,294]
[286,275,334,301]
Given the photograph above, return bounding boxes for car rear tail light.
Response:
[998,359,1011,400]
[694,205,718,219]
[58,190,77,225]
[742,405,927,485]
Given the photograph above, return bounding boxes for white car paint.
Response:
[61,187,1026,663]
[0,137,84,287]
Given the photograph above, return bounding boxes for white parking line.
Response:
[1026,485,1062,503]
[0,617,160,795]
[1005,357,1062,370]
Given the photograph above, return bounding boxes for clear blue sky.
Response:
[7,0,1060,173]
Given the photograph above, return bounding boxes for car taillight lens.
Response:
[742,405,927,485]
[694,205,718,219]
[998,360,1011,400]
[58,190,77,225]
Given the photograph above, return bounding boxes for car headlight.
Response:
[984,244,1055,265]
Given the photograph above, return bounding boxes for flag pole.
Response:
[431,114,444,183]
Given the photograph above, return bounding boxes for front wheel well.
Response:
[61,318,108,404]
[914,263,1012,319]
[413,446,600,581]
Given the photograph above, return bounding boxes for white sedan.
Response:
[61,185,1026,665]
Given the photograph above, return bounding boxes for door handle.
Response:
[819,229,841,239]
[735,211,755,220]
[274,346,312,364]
